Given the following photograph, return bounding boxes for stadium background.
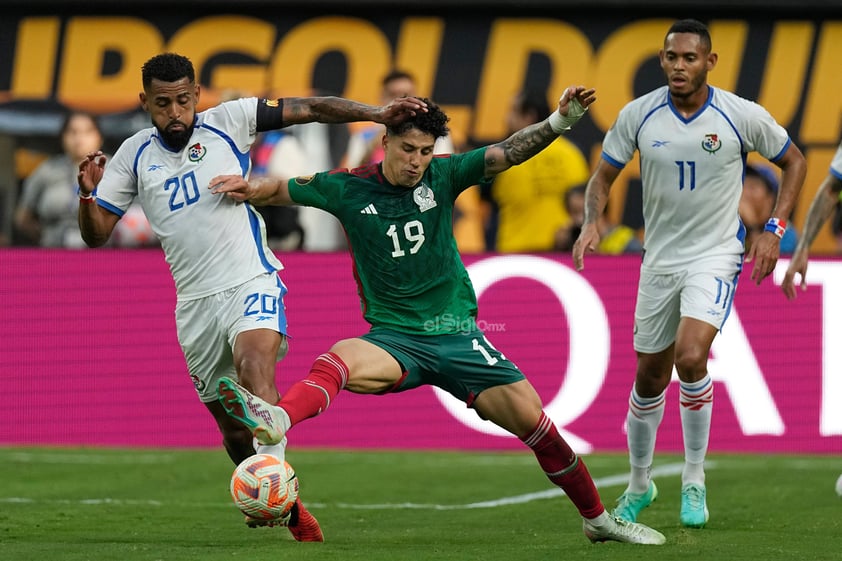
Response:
[0,1,840,455]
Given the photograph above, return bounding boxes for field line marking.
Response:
[0,460,707,511]
[331,460,696,510]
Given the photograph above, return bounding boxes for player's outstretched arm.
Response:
[781,172,842,299]
[572,159,620,271]
[77,151,120,248]
[209,174,294,206]
[281,96,427,127]
[483,86,595,177]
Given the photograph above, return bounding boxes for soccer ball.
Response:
[112,203,157,247]
[835,473,842,498]
[230,454,299,521]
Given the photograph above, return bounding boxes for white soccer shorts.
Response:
[175,272,290,402]
[633,257,741,354]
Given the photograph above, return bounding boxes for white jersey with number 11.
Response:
[602,85,791,271]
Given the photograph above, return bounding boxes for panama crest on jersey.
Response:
[188,142,207,162]
[413,183,437,212]
[701,133,721,154]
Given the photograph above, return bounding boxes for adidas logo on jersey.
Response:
[360,204,378,215]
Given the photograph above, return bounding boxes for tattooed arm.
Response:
[781,172,842,299]
[482,86,596,177]
[282,96,426,127]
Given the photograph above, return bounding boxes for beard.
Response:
[669,72,707,100]
[157,122,194,151]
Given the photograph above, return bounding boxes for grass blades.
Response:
[1,448,840,561]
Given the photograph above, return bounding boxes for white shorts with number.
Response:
[175,272,290,402]
[633,257,742,354]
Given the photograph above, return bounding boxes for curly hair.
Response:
[141,53,195,88]
[386,97,450,140]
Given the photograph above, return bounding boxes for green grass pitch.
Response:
[1,447,840,561]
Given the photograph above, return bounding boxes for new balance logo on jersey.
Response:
[651,140,670,148]
[360,204,378,215]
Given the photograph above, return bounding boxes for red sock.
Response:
[277,352,348,426]
[521,412,605,519]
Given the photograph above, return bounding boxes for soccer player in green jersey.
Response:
[209,86,666,545]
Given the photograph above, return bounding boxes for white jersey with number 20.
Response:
[601,85,791,272]
[94,97,282,301]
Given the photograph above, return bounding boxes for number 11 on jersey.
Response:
[675,160,696,191]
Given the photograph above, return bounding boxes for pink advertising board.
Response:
[1,249,839,454]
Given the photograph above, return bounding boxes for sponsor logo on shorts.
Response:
[190,374,206,392]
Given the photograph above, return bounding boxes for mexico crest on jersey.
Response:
[701,133,721,154]
[188,143,207,162]
[413,183,437,212]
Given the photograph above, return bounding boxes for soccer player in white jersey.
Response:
[572,19,806,528]
[781,140,842,299]
[780,139,842,498]
[76,52,426,542]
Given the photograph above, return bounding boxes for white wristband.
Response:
[549,90,588,133]
[548,111,570,133]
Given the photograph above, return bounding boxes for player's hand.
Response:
[377,96,428,126]
[781,250,808,300]
[209,174,253,202]
[746,231,781,285]
[77,151,107,195]
[559,85,596,115]
[572,223,601,271]
[550,86,595,132]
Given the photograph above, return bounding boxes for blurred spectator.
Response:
[340,69,454,169]
[13,110,155,248]
[251,122,354,252]
[555,184,642,253]
[14,111,104,247]
[223,88,338,252]
[289,121,352,252]
[480,90,590,252]
[249,128,308,250]
[740,163,797,255]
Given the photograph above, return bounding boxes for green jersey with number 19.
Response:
[289,148,486,335]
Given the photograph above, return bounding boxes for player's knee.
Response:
[673,347,708,378]
[634,370,671,396]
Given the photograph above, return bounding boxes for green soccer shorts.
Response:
[359,327,525,406]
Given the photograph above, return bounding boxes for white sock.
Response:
[626,387,666,494]
[256,435,288,464]
[679,375,713,485]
